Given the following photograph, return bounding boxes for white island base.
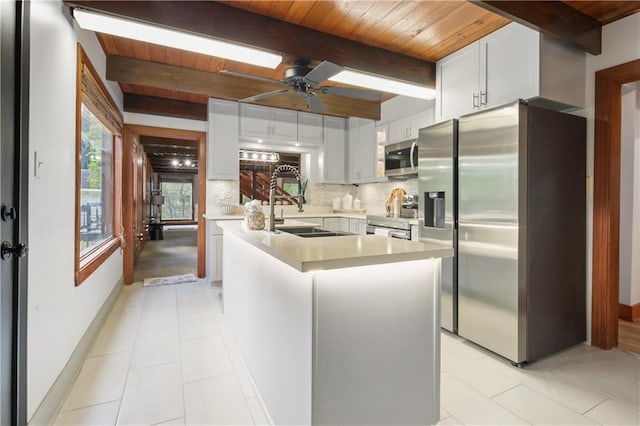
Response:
[221,223,447,425]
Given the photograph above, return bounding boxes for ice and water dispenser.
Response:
[423,191,446,229]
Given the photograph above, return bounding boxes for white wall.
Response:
[27,1,124,419]
[124,112,207,132]
[619,84,640,306]
[380,95,435,122]
[580,12,640,341]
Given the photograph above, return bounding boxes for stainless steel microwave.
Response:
[385,139,418,178]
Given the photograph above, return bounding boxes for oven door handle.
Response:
[389,230,411,240]
[410,141,417,171]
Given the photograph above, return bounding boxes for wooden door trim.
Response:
[122,124,207,284]
[592,59,640,348]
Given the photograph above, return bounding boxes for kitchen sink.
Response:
[276,226,323,234]
[278,227,352,238]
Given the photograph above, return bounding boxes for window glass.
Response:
[161,181,193,220]
[79,103,114,253]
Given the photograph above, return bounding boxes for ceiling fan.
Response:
[221,59,382,113]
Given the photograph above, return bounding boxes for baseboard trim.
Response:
[619,303,640,323]
[28,280,123,425]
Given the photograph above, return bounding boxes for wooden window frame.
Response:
[75,45,123,286]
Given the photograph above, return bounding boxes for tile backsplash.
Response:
[206,179,418,215]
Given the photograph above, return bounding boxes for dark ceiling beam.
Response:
[107,55,381,120]
[125,93,207,121]
[144,148,198,157]
[151,164,198,175]
[472,1,601,55]
[140,136,199,148]
[65,0,434,87]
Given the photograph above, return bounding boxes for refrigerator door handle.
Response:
[410,141,417,171]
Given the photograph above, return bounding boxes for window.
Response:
[239,151,301,204]
[79,104,114,251]
[160,180,194,220]
[75,45,123,285]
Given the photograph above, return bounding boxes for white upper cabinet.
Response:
[348,117,376,184]
[298,112,324,145]
[207,99,239,180]
[323,116,347,184]
[388,116,414,143]
[481,23,539,108]
[436,41,480,121]
[436,22,585,121]
[388,110,434,144]
[240,104,298,142]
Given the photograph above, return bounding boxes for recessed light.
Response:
[73,9,282,69]
[330,70,435,99]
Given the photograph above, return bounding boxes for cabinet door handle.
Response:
[472,93,479,109]
[480,91,487,106]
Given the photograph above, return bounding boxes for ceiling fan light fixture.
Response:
[329,70,435,100]
[73,9,282,69]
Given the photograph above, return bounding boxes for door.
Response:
[436,41,480,120]
[418,120,457,332]
[457,103,521,362]
[481,23,539,109]
[0,2,28,424]
[131,138,146,259]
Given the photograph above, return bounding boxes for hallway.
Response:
[54,227,268,425]
[133,226,198,282]
[54,270,267,424]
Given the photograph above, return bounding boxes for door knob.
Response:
[1,241,28,260]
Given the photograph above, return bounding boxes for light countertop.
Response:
[203,211,369,221]
[203,210,420,224]
[218,221,452,272]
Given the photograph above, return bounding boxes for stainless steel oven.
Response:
[366,215,412,240]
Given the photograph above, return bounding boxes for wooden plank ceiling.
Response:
[66,0,640,120]
[140,136,199,174]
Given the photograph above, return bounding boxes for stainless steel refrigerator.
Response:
[417,119,458,333]
[456,100,586,365]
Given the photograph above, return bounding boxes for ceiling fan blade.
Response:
[295,91,325,113]
[304,61,344,86]
[305,93,326,113]
[239,89,290,103]
[220,70,286,86]
[318,85,383,101]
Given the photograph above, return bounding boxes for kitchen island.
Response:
[219,221,452,426]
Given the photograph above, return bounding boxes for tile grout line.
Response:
[114,284,148,426]
[176,284,190,425]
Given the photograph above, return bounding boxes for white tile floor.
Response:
[55,280,640,425]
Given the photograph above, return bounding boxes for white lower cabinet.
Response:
[208,220,242,282]
[411,225,420,242]
[323,217,350,233]
[349,218,367,235]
